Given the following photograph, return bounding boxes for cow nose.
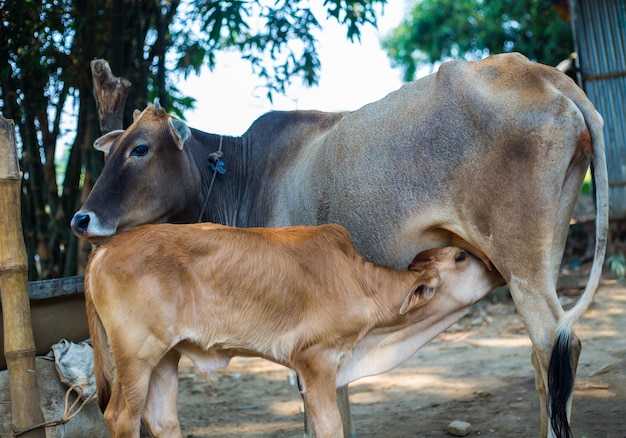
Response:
[71,212,91,235]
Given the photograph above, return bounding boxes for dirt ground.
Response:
[176,263,626,438]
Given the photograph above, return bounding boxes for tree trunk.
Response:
[90,59,131,136]
[0,115,45,437]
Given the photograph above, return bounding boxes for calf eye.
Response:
[130,144,149,157]
[455,251,467,263]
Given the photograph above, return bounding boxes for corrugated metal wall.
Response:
[570,0,626,219]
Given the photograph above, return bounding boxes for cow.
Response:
[85,222,504,438]
[72,52,609,438]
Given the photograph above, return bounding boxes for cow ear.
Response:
[93,130,124,154]
[399,278,438,315]
[133,109,142,121]
[168,118,191,150]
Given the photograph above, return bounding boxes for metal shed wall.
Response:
[570,0,626,219]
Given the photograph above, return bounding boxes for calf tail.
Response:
[85,285,113,413]
[548,87,609,438]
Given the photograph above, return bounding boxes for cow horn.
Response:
[154,98,161,111]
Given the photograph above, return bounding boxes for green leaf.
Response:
[607,252,626,279]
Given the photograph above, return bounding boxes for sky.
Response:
[177,2,410,136]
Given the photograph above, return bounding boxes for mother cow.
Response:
[72,53,608,437]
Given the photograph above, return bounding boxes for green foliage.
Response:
[383,0,573,81]
[606,252,626,279]
[581,168,592,195]
[324,0,383,40]
[173,0,385,96]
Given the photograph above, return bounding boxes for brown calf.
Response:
[85,222,503,437]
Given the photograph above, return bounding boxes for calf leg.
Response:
[104,369,150,438]
[297,355,344,438]
[104,331,167,438]
[337,385,358,438]
[301,381,343,437]
[302,383,357,438]
[142,350,182,437]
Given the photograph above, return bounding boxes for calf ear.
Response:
[169,118,191,150]
[94,130,124,154]
[399,280,438,315]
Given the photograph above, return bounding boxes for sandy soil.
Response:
[175,265,626,438]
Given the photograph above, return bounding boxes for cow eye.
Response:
[130,144,149,157]
[455,251,466,263]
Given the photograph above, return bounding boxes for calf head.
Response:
[399,264,440,315]
[400,246,505,315]
[71,102,196,243]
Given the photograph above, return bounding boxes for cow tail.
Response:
[548,93,609,438]
[85,282,113,413]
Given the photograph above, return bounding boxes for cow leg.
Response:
[507,276,575,438]
[531,331,581,438]
[531,350,549,438]
[509,280,559,438]
[533,159,587,438]
[142,350,182,437]
[568,334,581,418]
[549,329,581,438]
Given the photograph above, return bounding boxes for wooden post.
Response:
[90,58,131,135]
[0,116,45,437]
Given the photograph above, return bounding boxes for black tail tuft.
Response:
[548,330,574,438]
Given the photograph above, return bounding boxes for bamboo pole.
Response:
[0,115,45,437]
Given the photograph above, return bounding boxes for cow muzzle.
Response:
[70,210,117,243]
[70,212,91,236]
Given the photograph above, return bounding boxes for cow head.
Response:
[71,102,199,243]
